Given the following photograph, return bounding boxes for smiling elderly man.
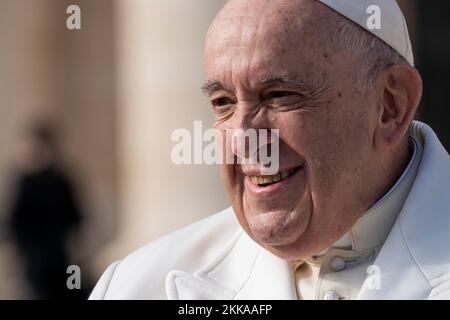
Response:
[90,0,450,300]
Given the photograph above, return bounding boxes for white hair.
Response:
[333,17,410,92]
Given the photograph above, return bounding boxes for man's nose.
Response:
[228,104,271,161]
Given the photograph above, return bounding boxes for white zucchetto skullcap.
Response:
[317,0,414,66]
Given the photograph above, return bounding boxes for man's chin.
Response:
[256,237,295,249]
[245,213,305,246]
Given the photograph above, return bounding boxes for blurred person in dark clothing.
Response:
[9,124,82,299]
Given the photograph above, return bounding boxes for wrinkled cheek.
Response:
[296,144,336,202]
[220,163,243,202]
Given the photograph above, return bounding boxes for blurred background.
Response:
[0,0,448,299]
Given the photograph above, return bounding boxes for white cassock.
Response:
[90,121,450,300]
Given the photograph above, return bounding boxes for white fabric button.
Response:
[330,256,346,272]
[324,291,340,300]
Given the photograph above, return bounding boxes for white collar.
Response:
[347,134,423,252]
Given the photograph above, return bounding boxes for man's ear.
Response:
[374,64,423,149]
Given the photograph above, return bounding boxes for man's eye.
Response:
[210,97,236,120]
[211,97,235,108]
[264,91,304,106]
[266,91,295,99]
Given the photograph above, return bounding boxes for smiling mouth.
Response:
[249,167,301,187]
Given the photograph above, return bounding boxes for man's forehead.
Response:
[203,0,344,94]
[208,3,315,37]
[204,35,330,88]
[205,0,339,60]
[216,0,315,21]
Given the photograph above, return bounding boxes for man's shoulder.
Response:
[121,206,239,267]
[90,207,241,299]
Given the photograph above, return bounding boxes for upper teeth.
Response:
[250,169,296,186]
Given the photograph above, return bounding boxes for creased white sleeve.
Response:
[89,261,121,300]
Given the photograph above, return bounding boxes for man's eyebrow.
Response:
[261,75,333,98]
[260,75,309,88]
[201,75,324,96]
[201,80,225,97]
